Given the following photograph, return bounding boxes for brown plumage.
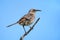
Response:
[7,9,41,33]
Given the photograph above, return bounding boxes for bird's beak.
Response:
[35,10,42,12]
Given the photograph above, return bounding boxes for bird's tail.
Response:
[6,22,18,27]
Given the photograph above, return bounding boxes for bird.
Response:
[7,9,41,33]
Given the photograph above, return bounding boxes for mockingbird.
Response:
[7,9,41,33]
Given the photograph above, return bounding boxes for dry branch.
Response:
[20,18,40,40]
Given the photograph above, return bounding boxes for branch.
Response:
[20,18,40,40]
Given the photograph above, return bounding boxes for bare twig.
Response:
[20,18,40,40]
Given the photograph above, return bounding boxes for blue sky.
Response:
[0,0,60,40]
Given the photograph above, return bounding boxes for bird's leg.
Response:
[23,25,26,33]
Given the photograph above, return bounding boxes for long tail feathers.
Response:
[6,22,18,27]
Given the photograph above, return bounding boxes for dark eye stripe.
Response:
[30,14,33,16]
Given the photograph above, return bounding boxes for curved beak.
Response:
[35,10,42,12]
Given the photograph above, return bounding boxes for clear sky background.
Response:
[0,0,60,40]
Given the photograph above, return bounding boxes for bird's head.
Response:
[29,9,41,13]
